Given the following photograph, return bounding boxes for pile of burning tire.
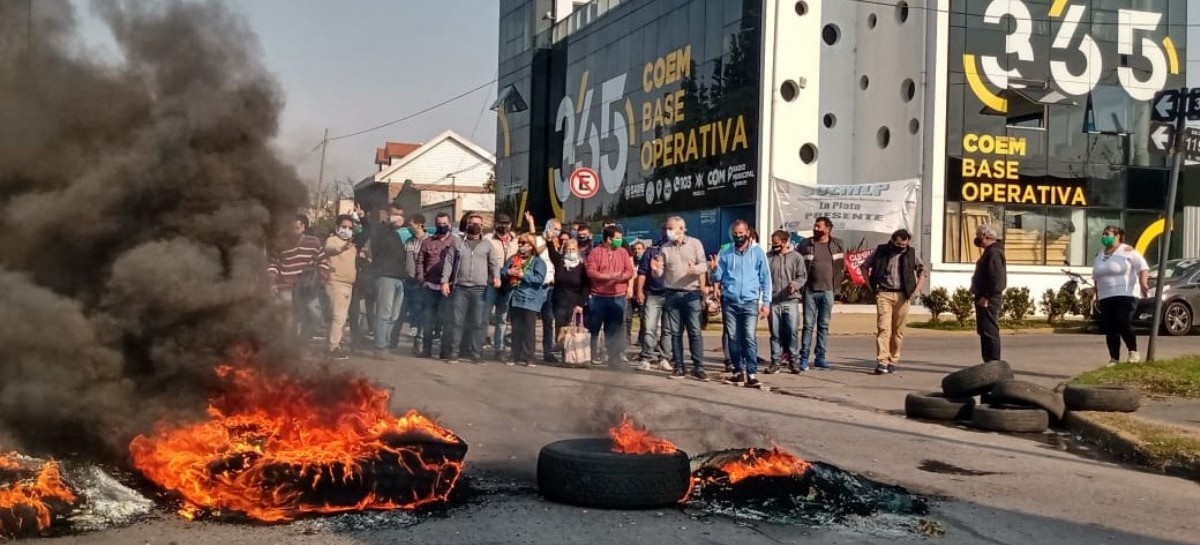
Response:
[904,360,1141,433]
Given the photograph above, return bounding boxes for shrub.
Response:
[1040,288,1074,324]
[922,287,951,323]
[1002,287,1034,322]
[949,287,975,326]
[1077,288,1096,320]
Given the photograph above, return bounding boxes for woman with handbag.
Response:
[549,239,591,366]
[501,234,548,366]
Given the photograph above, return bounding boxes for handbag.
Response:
[559,309,591,367]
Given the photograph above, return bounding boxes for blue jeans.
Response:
[486,286,514,355]
[280,289,322,340]
[449,285,487,359]
[639,293,674,361]
[769,300,801,363]
[374,277,406,350]
[541,287,556,357]
[723,301,760,376]
[403,281,425,347]
[589,295,626,364]
[422,287,453,357]
[664,290,703,372]
[800,290,834,368]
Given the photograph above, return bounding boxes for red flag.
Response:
[844,248,875,286]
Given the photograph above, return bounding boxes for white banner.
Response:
[774,178,920,235]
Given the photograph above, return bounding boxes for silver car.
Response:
[1134,259,1200,336]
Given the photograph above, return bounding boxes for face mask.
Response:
[546,227,561,238]
[1101,235,1116,248]
[578,235,591,244]
[893,243,907,252]
[397,227,413,243]
[518,245,531,256]
[336,227,353,240]
[390,215,403,225]
[772,244,782,252]
[435,224,450,235]
[973,236,984,248]
[610,238,623,249]
[813,229,826,238]
[732,234,748,246]
[467,225,482,236]
[665,229,677,242]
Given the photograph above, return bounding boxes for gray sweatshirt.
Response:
[768,249,807,303]
[448,235,501,288]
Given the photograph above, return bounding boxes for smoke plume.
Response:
[0,0,305,454]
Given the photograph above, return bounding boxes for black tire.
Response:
[970,405,1049,433]
[904,392,975,421]
[537,438,691,509]
[942,360,1014,398]
[988,380,1066,421]
[1162,301,1193,337]
[1063,385,1140,412]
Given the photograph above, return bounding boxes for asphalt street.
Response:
[34,332,1200,544]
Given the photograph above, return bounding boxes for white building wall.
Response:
[375,139,493,188]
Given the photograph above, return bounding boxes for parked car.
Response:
[1134,259,1200,336]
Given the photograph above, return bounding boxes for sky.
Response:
[60,0,1200,190]
[73,0,501,193]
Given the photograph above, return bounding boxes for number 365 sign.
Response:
[961,0,1182,111]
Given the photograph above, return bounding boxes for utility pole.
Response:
[314,128,329,215]
[1146,108,1186,362]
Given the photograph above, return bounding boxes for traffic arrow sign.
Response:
[1148,122,1175,154]
[1152,89,1181,121]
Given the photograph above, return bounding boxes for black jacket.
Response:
[867,243,920,298]
[549,247,589,309]
[796,236,846,290]
[369,224,411,280]
[970,242,1007,299]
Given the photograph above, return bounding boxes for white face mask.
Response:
[665,229,677,242]
[336,227,353,240]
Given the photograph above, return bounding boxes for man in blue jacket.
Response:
[711,220,772,389]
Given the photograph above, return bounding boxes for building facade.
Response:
[495,0,1195,296]
[355,130,497,223]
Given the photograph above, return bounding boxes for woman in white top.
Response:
[1091,226,1151,365]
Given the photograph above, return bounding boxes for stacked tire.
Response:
[905,360,1142,434]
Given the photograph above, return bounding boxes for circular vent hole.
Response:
[800,144,819,164]
[896,1,910,23]
[795,1,809,16]
[877,126,891,149]
[909,119,920,134]
[868,13,877,28]
[901,78,916,102]
[822,24,840,45]
[781,80,800,102]
[823,113,837,128]
[860,75,870,90]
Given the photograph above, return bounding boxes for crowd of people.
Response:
[265,202,946,387]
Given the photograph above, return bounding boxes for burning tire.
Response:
[904,392,975,421]
[987,380,1065,421]
[941,360,1014,398]
[1063,385,1140,412]
[537,438,691,509]
[969,405,1049,433]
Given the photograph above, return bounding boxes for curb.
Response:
[1063,412,1200,482]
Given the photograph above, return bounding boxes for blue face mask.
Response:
[435,224,451,235]
[397,227,413,243]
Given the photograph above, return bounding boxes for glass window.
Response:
[944,203,1003,263]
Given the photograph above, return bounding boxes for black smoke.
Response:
[0,0,305,454]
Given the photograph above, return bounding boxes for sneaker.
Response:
[658,359,675,372]
[1106,360,1119,367]
[765,362,781,375]
[544,354,559,364]
[814,361,831,370]
[445,358,459,364]
[691,369,709,381]
[724,372,746,385]
[788,363,801,374]
[669,370,687,379]
[723,359,733,373]
[527,361,537,368]
[887,364,897,374]
[505,360,516,366]
[328,348,349,361]
[873,363,889,375]
[745,376,762,389]
[638,361,654,371]
[1128,351,1142,364]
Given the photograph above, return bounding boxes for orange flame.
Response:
[0,452,77,535]
[129,366,465,522]
[716,448,811,484]
[608,415,678,455]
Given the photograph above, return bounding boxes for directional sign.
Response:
[1188,88,1200,121]
[1181,127,1200,163]
[1152,89,1181,121]
[1148,122,1176,154]
[568,167,600,199]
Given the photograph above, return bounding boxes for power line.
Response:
[834,0,1200,28]
[327,78,497,143]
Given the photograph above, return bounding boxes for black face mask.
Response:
[466,225,482,236]
[578,235,591,244]
[732,235,748,246]
[892,243,907,252]
[973,236,984,248]
[771,244,783,252]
